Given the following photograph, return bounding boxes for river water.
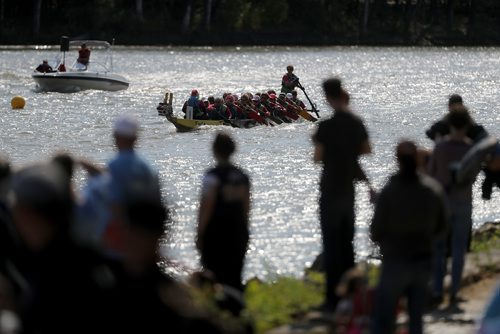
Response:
[0,46,499,280]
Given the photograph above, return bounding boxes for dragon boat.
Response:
[157,90,317,133]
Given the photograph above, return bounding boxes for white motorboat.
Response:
[32,38,129,93]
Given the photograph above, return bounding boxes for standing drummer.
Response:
[281,65,300,94]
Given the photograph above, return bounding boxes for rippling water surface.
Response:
[1,46,499,280]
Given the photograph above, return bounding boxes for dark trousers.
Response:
[482,169,500,200]
[320,195,355,308]
[202,245,246,292]
[372,257,431,334]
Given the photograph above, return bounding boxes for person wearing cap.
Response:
[262,93,286,121]
[77,43,91,66]
[104,114,162,254]
[8,163,114,333]
[197,133,250,292]
[182,90,207,120]
[76,114,161,256]
[239,94,265,122]
[281,65,299,94]
[35,60,53,73]
[252,95,271,118]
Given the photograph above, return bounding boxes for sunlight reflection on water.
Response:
[1,46,499,279]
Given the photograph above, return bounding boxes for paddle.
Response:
[212,107,241,128]
[297,81,320,118]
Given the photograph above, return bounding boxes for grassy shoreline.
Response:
[242,221,500,333]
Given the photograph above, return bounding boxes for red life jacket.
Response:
[78,48,91,64]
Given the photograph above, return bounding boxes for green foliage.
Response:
[213,0,253,31]
[2,1,500,46]
[471,229,500,254]
[244,272,324,334]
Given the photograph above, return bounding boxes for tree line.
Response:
[0,0,499,45]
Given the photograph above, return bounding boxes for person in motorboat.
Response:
[35,60,53,73]
[281,65,299,94]
[77,43,91,67]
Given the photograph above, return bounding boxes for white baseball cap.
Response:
[113,114,138,137]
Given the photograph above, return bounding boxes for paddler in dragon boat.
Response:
[278,92,300,120]
[251,95,274,126]
[182,89,208,119]
[290,90,307,109]
[225,95,245,119]
[262,93,287,123]
[207,97,232,120]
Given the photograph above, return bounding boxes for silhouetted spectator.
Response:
[77,114,162,256]
[425,94,500,200]
[425,94,487,143]
[428,106,474,306]
[197,132,250,292]
[312,78,372,311]
[9,163,113,334]
[109,201,224,333]
[371,141,448,334]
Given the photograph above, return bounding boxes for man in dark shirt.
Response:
[312,78,371,311]
[35,60,53,73]
[371,141,448,334]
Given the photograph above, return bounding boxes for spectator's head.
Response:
[113,114,138,150]
[81,43,87,49]
[123,200,168,274]
[214,97,223,106]
[207,96,215,104]
[286,65,294,73]
[212,132,236,162]
[322,77,343,109]
[448,94,463,110]
[396,140,418,177]
[10,163,73,251]
[191,89,199,97]
[51,152,75,180]
[42,60,48,64]
[291,90,298,98]
[448,106,471,133]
